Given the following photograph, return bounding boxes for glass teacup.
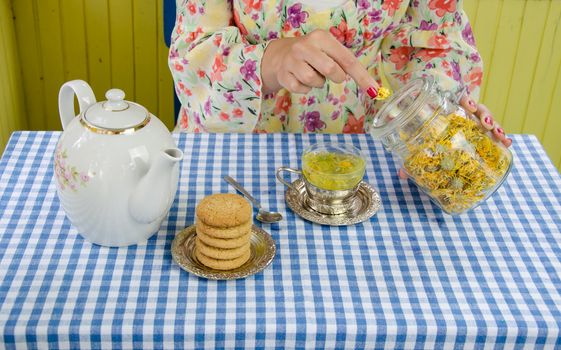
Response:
[276,143,366,215]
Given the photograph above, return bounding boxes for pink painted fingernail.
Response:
[503,138,513,147]
[467,98,477,110]
[484,116,493,126]
[367,86,378,99]
[493,127,505,139]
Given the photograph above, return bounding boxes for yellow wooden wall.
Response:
[9,0,175,133]
[1,0,561,171]
[464,0,561,170]
[0,0,27,151]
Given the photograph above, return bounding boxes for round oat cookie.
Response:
[196,219,252,239]
[196,228,252,249]
[195,237,250,260]
[196,193,252,228]
[195,248,251,271]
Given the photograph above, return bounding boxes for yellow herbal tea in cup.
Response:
[302,151,365,191]
[276,143,366,215]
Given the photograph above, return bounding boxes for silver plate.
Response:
[171,225,276,280]
[285,179,381,226]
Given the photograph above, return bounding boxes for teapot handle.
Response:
[58,80,96,130]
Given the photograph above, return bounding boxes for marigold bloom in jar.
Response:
[365,77,512,214]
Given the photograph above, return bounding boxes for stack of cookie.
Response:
[195,193,253,270]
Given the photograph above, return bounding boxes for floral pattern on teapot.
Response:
[54,145,92,192]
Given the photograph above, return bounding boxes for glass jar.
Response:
[365,77,513,215]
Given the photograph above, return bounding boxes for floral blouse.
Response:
[169,0,482,133]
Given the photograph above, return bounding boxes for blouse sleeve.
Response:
[169,0,268,132]
[380,0,484,101]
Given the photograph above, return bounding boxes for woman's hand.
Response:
[398,94,512,179]
[261,29,379,97]
[458,95,512,147]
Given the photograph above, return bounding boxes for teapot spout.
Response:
[129,148,183,224]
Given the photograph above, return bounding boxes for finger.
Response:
[287,59,326,89]
[292,43,347,83]
[310,53,347,83]
[398,168,408,180]
[475,103,495,130]
[277,71,312,94]
[459,94,477,113]
[492,124,507,142]
[308,30,379,96]
[474,103,510,145]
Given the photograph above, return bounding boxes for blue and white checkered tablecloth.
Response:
[1,131,561,349]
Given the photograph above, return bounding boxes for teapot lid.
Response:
[83,89,150,133]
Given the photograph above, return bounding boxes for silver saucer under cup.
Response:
[283,178,381,226]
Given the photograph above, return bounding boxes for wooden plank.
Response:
[157,0,175,129]
[4,0,27,132]
[0,0,18,135]
[59,0,88,81]
[133,0,159,119]
[463,0,479,25]
[540,2,561,172]
[36,0,66,130]
[0,86,7,150]
[501,1,549,133]
[542,65,561,170]
[522,1,561,138]
[84,0,112,101]
[109,0,135,99]
[542,79,561,167]
[0,10,9,147]
[476,0,525,124]
[472,0,502,100]
[12,0,46,130]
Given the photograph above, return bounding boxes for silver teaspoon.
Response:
[223,175,283,224]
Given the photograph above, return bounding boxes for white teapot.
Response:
[55,80,183,247]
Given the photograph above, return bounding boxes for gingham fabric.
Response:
[1,131,561,349]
